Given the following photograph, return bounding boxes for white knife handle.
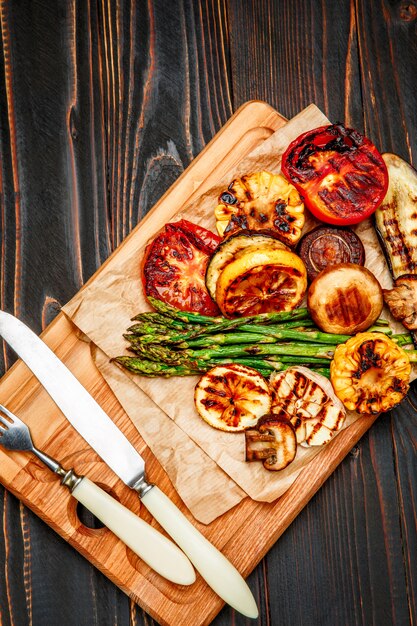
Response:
[141,486,258,618]
[72,477,195,585]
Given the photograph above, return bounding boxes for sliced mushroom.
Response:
[245,414,297,471]
[383,274,417,331]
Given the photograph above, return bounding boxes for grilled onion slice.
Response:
[245,414,297,470]
[194,364,271,432]
[269,366,346,447]
[307,263,383,334]
[330,332,411,414]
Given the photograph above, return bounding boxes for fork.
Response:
[0,404,195,585]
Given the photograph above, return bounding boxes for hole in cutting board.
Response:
[73,483,120,535]
[76,502,105,530]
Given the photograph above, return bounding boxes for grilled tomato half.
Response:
[281,124,388,225]
[215,247,307,318]
[214,171,305,245]
[142,219,221,315]
[330,333,411,414]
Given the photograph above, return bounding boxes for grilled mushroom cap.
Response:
[383,274,417,331]
[245,414,297,470]
[307,263,383,334]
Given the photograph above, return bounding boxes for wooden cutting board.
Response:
[0,101,379,626]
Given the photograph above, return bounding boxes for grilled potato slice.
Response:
[194,364,271,432]
[245,414,297,471]
[330,332,411,414]
[215,171,305,246]
[205,230,289,301]
[269,366,346,446]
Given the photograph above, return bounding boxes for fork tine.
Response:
[0,404,16,418]
[0,413,11,428]
[0,404,18,424]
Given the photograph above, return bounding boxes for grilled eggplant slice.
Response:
[374,153,417,279]
[307,263,383,334]
[245,414,297,470]
[194,364,271,432]
[330,332,411,414]
[383,274,417,330]
[205,230,289,302]
[214,171,305,246]
[269,366,346,446]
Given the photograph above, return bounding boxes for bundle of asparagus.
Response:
[113,297,415,378]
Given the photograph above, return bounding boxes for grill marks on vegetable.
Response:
[281,124,388,225]
[297,226,365,282]
[214,171,305,245]
[194,364,272,432]
[324,285,371,326]
[377,199,417,277]
[269,367,346,446]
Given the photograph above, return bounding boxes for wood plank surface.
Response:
[0,1,415,626]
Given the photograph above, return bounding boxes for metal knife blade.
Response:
[0,312,144,486]
[0,311,258,618]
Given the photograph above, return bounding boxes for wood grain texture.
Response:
[0,0,416,625]
[226,2,417,626]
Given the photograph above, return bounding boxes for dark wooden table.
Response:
[0,1,416,625]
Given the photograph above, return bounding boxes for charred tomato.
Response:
[142,219,221,315]
[281,123,388,226]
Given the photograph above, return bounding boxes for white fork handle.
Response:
[72,477,195,585]
[141,486,258,618]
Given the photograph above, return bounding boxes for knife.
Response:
[0,312,258,618]
[0,403,195,586]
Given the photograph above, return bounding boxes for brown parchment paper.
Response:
[63,104,411,522]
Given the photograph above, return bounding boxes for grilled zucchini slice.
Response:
[205,230,289,301]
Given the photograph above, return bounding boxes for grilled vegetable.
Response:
[245,414,297,470]
[142,219,221,315]
[214,171,305,245]
[383,275,417,330]
[307,263,383,334]
[194,364,271,432]
[281,124,388,225]
[330,332,411,414]
[297,225,365,282]
[374,153,417,279]
[205,230,289,301]
[269,366,346,446]
[215,247,307,318]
